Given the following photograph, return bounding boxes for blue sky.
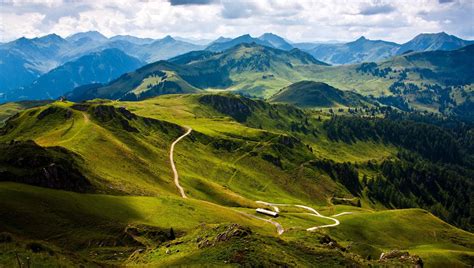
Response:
[0,0,473,43]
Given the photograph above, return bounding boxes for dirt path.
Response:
[167,128,349,235]
[170,127,192,198]
[256,201,353,233]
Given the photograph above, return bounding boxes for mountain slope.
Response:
[206,34,275,52]
[109,35,155,45]
[0,34,71,73]
[66,31,108,43]
[300,33,472,65]
[306,36,400,65]
[188,43,329,96]
[0,34,72,94]
[67,61,206,101]
[9,49,143,101]
[0,50,40,96]
[398,32,473,54]
[294,44,474,116]
[0,95,473,266]
[269,81,372,108]
[69,43,328,101]
[134,36,204,62]
[258,33,293,50]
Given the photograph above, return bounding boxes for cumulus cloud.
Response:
[0,0,472,43]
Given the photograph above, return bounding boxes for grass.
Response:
[0,182,275,266]
[326,208,474,266]
[0,100,53,125]
[0,95,472,266]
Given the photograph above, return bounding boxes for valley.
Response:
[0,6,473,266]
[0,93,472,266]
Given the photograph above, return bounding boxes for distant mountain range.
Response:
[68,43,327,101]
[206,33,293,52]
[6,49,143,101]
[68,43,474,120]
[294,32,473,65]
[1,31,472,113]
[1,31,470,89]
[0,31,204,95]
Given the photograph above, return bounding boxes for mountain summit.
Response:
[398,32,473,54]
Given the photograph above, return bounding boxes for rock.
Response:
[379,250,423,267]
[197,224,252,249]
[166,249,171,254]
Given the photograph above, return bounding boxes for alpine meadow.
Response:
[0,0,473,267]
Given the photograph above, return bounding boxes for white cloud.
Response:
[0,12,46,41]
[0,0,472,43]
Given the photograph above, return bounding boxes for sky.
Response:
[0,0,473,43]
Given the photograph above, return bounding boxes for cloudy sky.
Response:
[1,0,473,43]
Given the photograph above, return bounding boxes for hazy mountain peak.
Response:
[37,33,64,42]
[234,34,253,41]
[398,31,473,54]
[213,36,231,43]
[66,31,108,42]
[259,32,278,38]
[158,35,176,43]
[258,33,293,50]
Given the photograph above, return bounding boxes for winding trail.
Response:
[170,127,192,198]
[167,126,351,235]
[256,201,353,233]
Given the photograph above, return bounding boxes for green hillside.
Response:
[65,44,473,119]
[69,43,328,101]
[299,45,474,115]
[0,94,473,266]
[0,100,53,124]
[269,81,373,108]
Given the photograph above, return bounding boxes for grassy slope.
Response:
[3,183,471,267]
[269,81,373,109]
[0,95,472,266]
[0,182,272,266]
[0,101,183,196]
[0,100,53,124]
[327,209,474,267]
[120,94,345,205]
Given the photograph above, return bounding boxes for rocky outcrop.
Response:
[379,250,423,267]
[196,224,252,249]
[92,105,139,133]
[199,94,253,122]
[0,140,91,192]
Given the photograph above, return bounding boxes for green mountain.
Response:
[0,94,472,266]
[66,43,473,118]
[294,44,474,117]
[8,49,144,101]
[69,43,328,100]
[0,32,204,99]
[67,61,203,101]
[269,81,372,108]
